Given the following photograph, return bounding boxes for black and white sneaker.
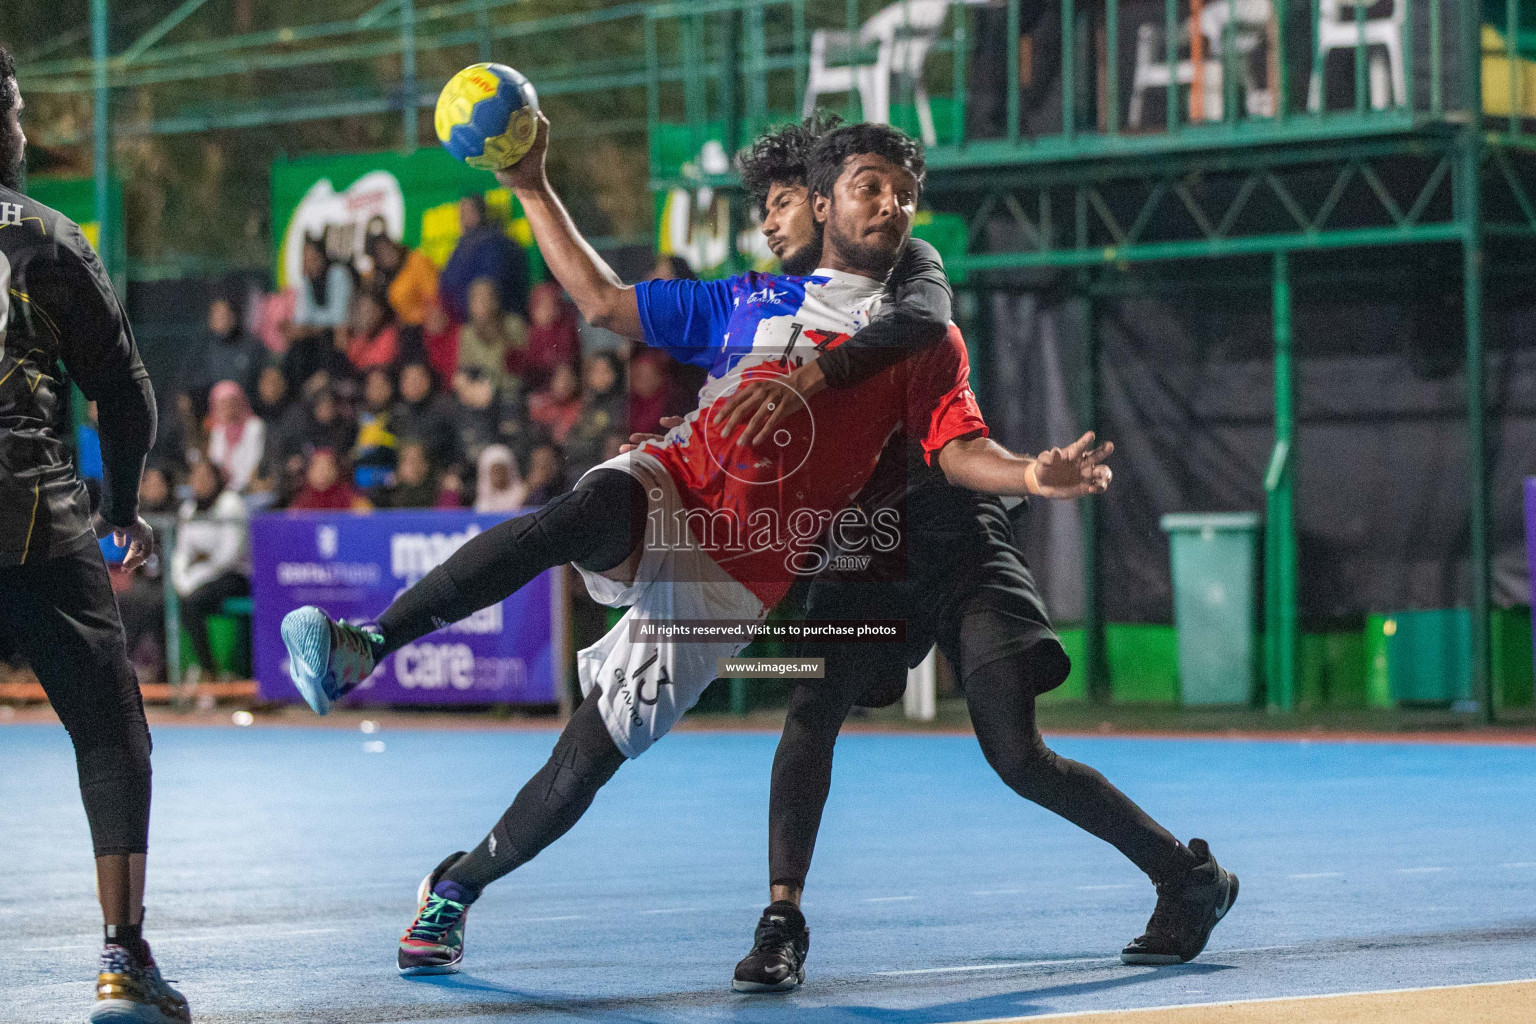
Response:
[732,901,809,993]
[1121,838,1239,964]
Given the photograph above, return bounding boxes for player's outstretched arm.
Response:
[937,432,1113,499]
[495,114,643,339]
[713,238,952,445]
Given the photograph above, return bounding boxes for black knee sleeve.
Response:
[67,682,153,857]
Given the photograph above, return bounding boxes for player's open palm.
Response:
[1032,431,1113,499]
[494,112,550,191]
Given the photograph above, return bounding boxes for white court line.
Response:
[867,895,919,903]
[878,956,1113,976]
[1393,866,1447,874]
[972,888,1031,896]
[1288,872,1344,879]
[955,976,1536,1023]
[639,907,700,915]
[878,946,1298,978]
[1076,884,1136,891]
[21,944,97,953]
[1501,862,1536,869]
[525,915,586,922]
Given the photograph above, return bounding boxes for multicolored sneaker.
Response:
[280,606,380,715]
[398,852,473,976]
[90,943,191,1023]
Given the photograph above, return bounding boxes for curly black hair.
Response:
[806,122,925,203]
[0,45,16,111]
[737,111,844,217]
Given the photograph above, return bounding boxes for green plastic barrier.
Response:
[1160,512,1261,706]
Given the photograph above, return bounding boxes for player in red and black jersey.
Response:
[0,48,190,1023]
[708,118,1238,992]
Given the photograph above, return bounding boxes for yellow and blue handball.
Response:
[435,63,540,170]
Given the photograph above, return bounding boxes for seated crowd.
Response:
[100,201,700,684]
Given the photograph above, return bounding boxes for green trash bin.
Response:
[1364,609,1472,707]
[1160,512,1261,706]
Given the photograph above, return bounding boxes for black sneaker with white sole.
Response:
[1121,838,1238,965]
[732,901,809,993]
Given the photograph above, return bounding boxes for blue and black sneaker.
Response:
[399,852,473,976]
[732,901,809,993]
[280,606,380,715]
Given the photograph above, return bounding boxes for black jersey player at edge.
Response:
[0,47,191,1024]
[709,116,1239,991]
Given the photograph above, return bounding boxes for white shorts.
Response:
[573,451,767,758]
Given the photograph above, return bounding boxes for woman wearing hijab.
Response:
[171,461,250,682]
[474,444,527,514]
[205,379,265,492]
[289,449,372,512]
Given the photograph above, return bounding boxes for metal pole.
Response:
[401,0,418,150]
[475,0,492,62]
[1462,0,1492,723]
[1080,286,1109,704]
[1265,251,1297,711]
[91,0,111,275]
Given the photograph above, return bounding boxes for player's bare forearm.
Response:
[496,116,642,338]
[938,432,1113,500]
[937,436,1037,496]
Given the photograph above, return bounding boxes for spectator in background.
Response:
[255,287,296,355]
[421,299,460,387]
[368,233,440,328]
[449,365,527,472]
[281,236,354,388]
[650,254,696,281]
[379,441,439,509]
[205,380,265,493]
[189,294,264,406]
[565,352,626,474]
[458,276,529,394]
[171,461,250,683]
[520,441,567,506]
[76,401,103,481]
[435,467,466,509]
[473,444,526,514]
[252,363,291,423]
[440,193,529,322]
[527,361,582,445]
[268,383,354,499]
[352,367,398,490]
[392,361,460,470]
[627,350,676,436]
[344,291,400,373]
[289,448,372,512]
[521,282,580,388]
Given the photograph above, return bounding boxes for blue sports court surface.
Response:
[3,722,1534,1023]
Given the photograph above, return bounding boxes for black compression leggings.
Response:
[441,688,626,897]
[768,641,1192,891]
[376,468,647,657]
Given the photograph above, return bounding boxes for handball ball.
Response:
[435,63,540,170]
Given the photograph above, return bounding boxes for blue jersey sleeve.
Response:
[634,277,738,368]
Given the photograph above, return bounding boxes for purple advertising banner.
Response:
[251,510,563,706]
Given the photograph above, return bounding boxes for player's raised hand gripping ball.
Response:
[435,63,540,170]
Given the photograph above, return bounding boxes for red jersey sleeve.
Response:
[903,325,988,465]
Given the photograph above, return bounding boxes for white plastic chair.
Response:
[1199,0,1275,117]
[1128,17,1224,126]
[802,0,953,145]
[1307,0,1407,112]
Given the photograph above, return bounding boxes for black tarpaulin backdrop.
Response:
[985,268,1536,627]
